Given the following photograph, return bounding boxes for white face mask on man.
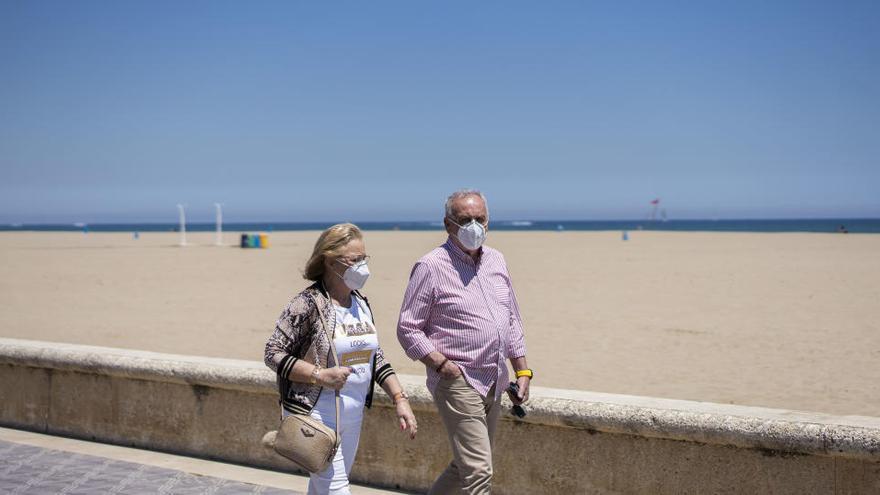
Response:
[450,219,487,251]
[337,259,370,290]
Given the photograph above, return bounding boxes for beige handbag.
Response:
[271,294,342,473]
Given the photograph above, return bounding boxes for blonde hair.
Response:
[303,223,363,281]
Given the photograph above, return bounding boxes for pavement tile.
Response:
[0,440,302,494]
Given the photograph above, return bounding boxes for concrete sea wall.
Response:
[1,338,878,494]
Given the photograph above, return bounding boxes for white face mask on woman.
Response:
[451,219,487,251]
[338,259,370,290]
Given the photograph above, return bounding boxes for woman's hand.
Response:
[395,400,418,440]
[318,366,352,390]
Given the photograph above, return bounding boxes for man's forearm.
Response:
[419,351,448,370]
[510,356,528,372]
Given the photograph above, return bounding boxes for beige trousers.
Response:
[428,375,502,495]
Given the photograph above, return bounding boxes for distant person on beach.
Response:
[397,189,532,495]
[838,225,849,234]
[264,223,417,495]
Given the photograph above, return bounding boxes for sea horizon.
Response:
[2,217,879,234]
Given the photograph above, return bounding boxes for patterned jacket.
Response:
[264,281,396,415]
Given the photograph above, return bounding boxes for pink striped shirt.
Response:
[396,237,527,398]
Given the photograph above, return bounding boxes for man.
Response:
[397,189,532,494]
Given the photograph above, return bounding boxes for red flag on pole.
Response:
[650,198,660,205]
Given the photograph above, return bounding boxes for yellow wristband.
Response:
[515,369,533,379]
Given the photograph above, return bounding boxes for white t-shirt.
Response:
[312,294,378,422]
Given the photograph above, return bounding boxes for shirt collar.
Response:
[444,236,482,265]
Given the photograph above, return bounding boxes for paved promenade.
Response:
[0,439,298,494]
[0,428,404,495]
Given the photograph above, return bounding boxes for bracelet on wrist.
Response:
[392,391,409,404]
[515,368,534,379]
[310,365,321,384]
[435,358,449,373]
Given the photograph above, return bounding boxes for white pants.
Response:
[283,392,364,495]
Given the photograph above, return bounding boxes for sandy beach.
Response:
[1,230,878,416]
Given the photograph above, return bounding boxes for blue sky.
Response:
[1,1,878,223]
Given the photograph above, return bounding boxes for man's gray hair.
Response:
[444,189,489,219]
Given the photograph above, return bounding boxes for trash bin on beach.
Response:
[240,233,269,249]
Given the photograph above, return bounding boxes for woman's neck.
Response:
[322,275,352,307]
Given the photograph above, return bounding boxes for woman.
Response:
[264,223,417,495]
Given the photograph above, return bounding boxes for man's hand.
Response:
[317,366,352,390]
[508,358,531,405]
[421,351,463,380]
[437,359,463,380]
[509,376,530,405]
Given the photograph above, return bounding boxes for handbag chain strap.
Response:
[313,289,341,448]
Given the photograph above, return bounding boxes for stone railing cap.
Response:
[2,337,878,461]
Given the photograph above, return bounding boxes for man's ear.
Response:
[443,217,455,235]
